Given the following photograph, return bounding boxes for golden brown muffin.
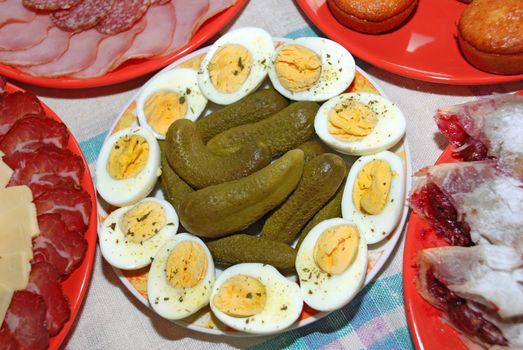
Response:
[458,0,523,75]
[327,0,418,34]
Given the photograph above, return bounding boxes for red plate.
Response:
[0,1,248,89]
[4,82,98,349]
[296,0,523,85]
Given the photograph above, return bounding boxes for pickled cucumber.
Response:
[207,234,296,272]
[297,139,328,163]
[260,153,346,244]
[178,149,305,238]
[165,119,271,189]
[159,141,194,211]
[207,102,319,157]
[196,88,289,142]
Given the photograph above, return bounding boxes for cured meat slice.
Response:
[0,0,36,28]
[0,27,71,67]
[149,0,170,4]
[2,291,48,350]
[35,187,92,233]
[23,0,82,11]
[435,94,523,177]
[0,15,53,51]
[0,328,20,350]
[205,0,236,20]
[166,0,209,53]
[95,0,149,35]
[416,245,523,347]
[32,214,87,278]
[410,161,523,251]
[26,261,70,336]
[51,0,115,32]
[8,145,84,198]
[72,16,146,78]
[0,91,43,137]
[117,3,176,61]
[20,29,104,77]
[0,76,5,92]
[0,115,69,169]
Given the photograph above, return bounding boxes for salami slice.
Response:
[23,0,83,11]
[0,115,69,169]
[26,261,71,336]
[95,0,149,35]
[51,0,115,32]
[35,187,92,233]
[0,91,43,137]
[1,291,48,350]
[0,328,20,350]
[32,214,88,277]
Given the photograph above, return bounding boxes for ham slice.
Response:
[20,29,104,77]
[0,27,71,67]
[0,0,36,28]
[165,0,209,53]
[0,15,53,51]
[71,16,146,78]
[205,0,236,21]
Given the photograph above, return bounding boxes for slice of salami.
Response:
[32,214,87,277]
[23,0,83,11]
[26,261,71,336]
[35,187,92,233]
[1,291,48,350]
[51,0,115,32]
[95,0,149,34]
[0,115,69,170]
[0,91,43,138]
[0,328,20,350]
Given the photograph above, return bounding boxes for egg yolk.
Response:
[144,91,187,136]
[107,135,149,179]
[353,160,392,215]
[274,44,322,92]
[166,241,208,289]
[328,101,377,141]
[121,201,166,244]
[209,44,252,93]
[213,275,267,317]
[314,224,359,275]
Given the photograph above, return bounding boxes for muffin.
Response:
[458,0,523,75]
[327,0,418,34]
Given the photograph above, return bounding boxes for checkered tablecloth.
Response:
[14,0,523,349]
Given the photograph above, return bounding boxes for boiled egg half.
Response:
[210,263,303,334]
[296,218,368,311]
[98,197,179,270]
[315,92,406,155]
[147,233,215,320]
[268,37,355,102]
[342,151,406,244]
[136,68,208,139]
[198,27,274,105]
[96,126,161,207]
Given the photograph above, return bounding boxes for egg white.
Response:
[98,198,179,270]
[210,263,303,334]
[268,37,355,102]
[315,92,406,155]
[296,218,368,312]
[96,126,161,207]
[147,233,215,320]
[197,27,274,105]
[136,68,208,140]
[342,151,406,244]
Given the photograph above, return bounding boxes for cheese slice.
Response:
[0,252,31,290]
[0,203,40,237]
[0,282,14,325]
[0,186,34,211]
[0,157,13,189]
[0,228,33,259]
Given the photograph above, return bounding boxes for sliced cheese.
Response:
[0,203,40,237]
[0,282,14,325]
[0,157,13,189]
[0,228,33,259]
[0,186,34,211]
[0,252,31,290]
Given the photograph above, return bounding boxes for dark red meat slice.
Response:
[1,291,48,350]
[0,92,43,138]
[23,0,83,11]
[96,0,149,34]
[32,214,87,277]
[0,115,69,170]
[26,261,70,336]
[0,328,20,350]
[35,188,92,233]
[51,0,115,31]
[0,76,5,93]
[8,145,84,198]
